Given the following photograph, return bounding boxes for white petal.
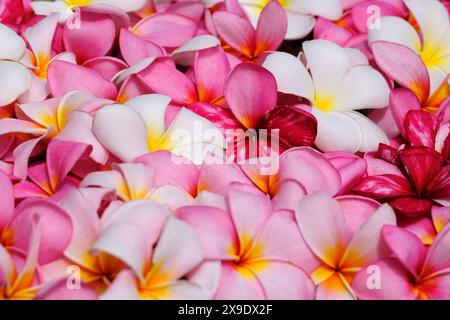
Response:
[312,108,363,153]
[0,61,31,106]
[262,51,314,101]
[124,94,170,146]
[404,0,450,52]
[25,13,59,66]
[93,104,149,162]
[0,23,26,61]
[148,185,194,210]
[428,66,448,96]
[94,0,147,12]
[368,16,421,52]
[345,111,389,152]
[287,0,343,20]
[30,1,74,23]
[303,40,350,98]
[285,11,315,40]
[171,35,221,66]
[333,65,390,111]
[152,218,204,283]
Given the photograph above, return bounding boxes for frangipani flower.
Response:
[223,63,318,150]
[354,146,450,216]
[80,162,194,209]
[199,147,352,211]
[368,0,450,110]
[0,90,109,178]
[262,40,390,152]
[352,224,450,300]
[295,192,397,299]
[177,183,315,299]
[0,23,30,106]
[20,13,77,102]
[213,0,287,62]
[0,222,42,300]
[0,170,73,265]
[13,139,91,200]
[31,0,147,22]
[238,0,342,40]
[100,214,211,300]
[92,94,225,164]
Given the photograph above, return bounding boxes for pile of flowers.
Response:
[0,0,449,300]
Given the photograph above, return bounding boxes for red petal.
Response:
[353,174,414,200]
[390,197,433,216]
[399,147,442,195]
[259,105,317,147]
[378,143,400,165]
[427,165,450,198]
[186,102,243,133]
[404,110,436,148]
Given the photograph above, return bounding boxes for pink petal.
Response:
[371,41,430,104]
[0,170,14,229]
[325,152,367,195]
[224,63,277,129]
[176,205,237,260]
[389,88,422,137]
[46,139,90,192]
[274,147,341,196]
[194,46,230,103]
[134,150,200,196]
[254,0,287,55]
[63,12,116,63]
[82,57,128,81]
[119,28,165,66]
[295,192,350,268]
[337,195,380,237]
[11,198,72,264]
[214,262,265,299]
[227,183,273,242]
[132,12,198,48]
[213,11,256,59]
[352,259,417,300]
[423,224,450,277]
[47,61,117,99]
[139,57,197,105]
[382,225,426,278]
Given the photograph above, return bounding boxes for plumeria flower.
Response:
[13,139,91,200]
[262,39,390,152]
[0,23,30,106]
[0,220,42,300]
[80,162,195,209]
[295,192,397,299]
[43,189,210,300]
[368,0,450,110]
[177,183,315,299]
[100,215,211,300]
[39,189,167,298]
[222,63,318,150]
[198,147,367,211]
[238,0,342,40]
[212,0,287,62]
[354,146,450,216]
[0,170,73,266]
[128,46,230,107]
[314,0,407,57]
[19,13,77,102]
[352,224,450,299]
[31,0,147,22]
[92,94,225,164]
[0,90,110,178]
